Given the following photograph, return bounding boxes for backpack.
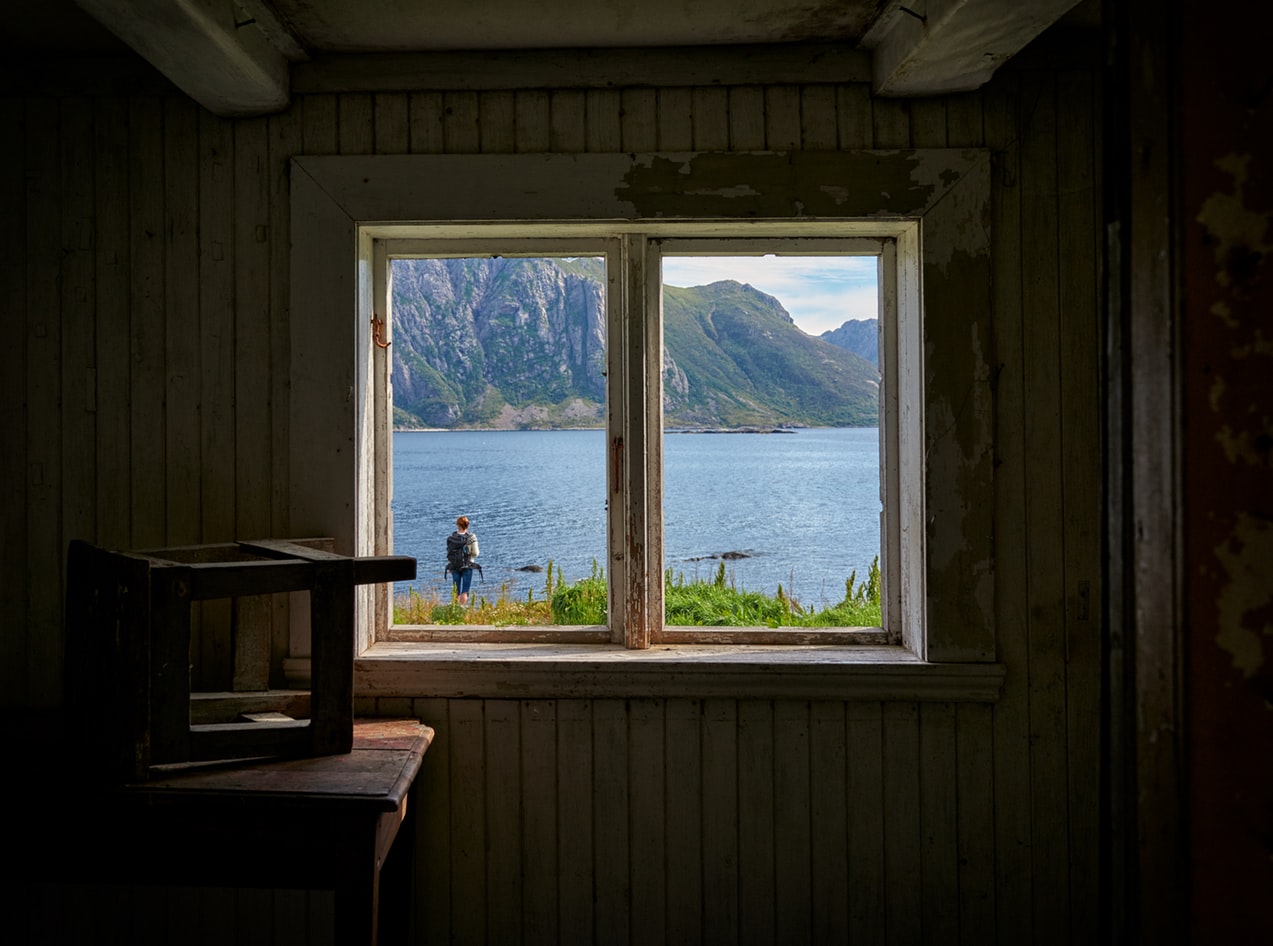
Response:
[446,531,481,578]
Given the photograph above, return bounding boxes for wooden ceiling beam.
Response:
[862,0,1085,96]
[74,0,292,116]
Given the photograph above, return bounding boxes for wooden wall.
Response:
[2,38,1103,946]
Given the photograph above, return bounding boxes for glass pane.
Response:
[660,255,883,627]
[389,256,609,626]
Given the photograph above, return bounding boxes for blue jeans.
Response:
[452,568,473,597]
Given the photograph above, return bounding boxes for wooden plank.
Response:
[268,101,303,676]
[593,699,630,945]
[337,92,374,155]
[556,698,595,945]
[872,98,911,148]
[478,90,516,154]
[656,87,693,151]
[309,557,355,755]
[442,91,480,153]
[0,95,28,699]
[690,87,730,151]
[836,84,874,150]
[946,90,984,148]
[412,697,452,946]
[882,702,921,946]
[198,109,236,691]
[956,702,997,945]
[302,93,339,154]
[800,85,838,149]
[407,91,445,154]
[629,698,666,946]
[919,702,959,944]
[25,97,63,707]
[737,700,775,946]
[847,702,886,943]
[908,96,948,148]
[128,96,167,550]
[764,86,802,151]
[515,90,551,153]
[163,95,201,549]
[584,89,621,153]
[665,698,704,946]
[521,700,559,946]
[773,701,812,944]
[485,699,523,944]
[549,89,586,154]
[1019,70,1071,946]
[94,95,131,549]
[620,88,658,153]
[728,86,766,150]
[983,71,1035,945]
[810,700,849,945]
[60,95,97,591]
[234,115,273,692]
[448,699,487,945]
[701,697,739,943]
[373,92,409,154]
[1056,66,1102,946]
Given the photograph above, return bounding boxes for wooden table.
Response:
[42,719,433,945]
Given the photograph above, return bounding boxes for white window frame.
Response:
[377,234,902,649]
[289,151,1001,699]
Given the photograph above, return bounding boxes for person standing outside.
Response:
[446,515,480,605]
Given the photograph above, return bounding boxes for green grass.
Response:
[393,556,882,628]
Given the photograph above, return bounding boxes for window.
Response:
[372,231,908,650]
[290,150,996,673]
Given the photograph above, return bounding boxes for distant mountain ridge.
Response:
[390,257,880,429]
[820,318,879,366]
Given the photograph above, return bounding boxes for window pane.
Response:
[389,256,609,626]
[660,255,883,627]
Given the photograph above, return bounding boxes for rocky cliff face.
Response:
[391,257,879,429]
[820,318,879,366]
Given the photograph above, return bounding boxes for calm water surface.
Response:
[392,427,880,607]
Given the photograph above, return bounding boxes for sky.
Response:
[661,255,879,336]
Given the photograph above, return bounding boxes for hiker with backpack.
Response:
[445,515,481,604]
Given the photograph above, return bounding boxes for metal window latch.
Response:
[372,317,391,349]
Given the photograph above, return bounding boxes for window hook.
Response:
[372,316,391,349]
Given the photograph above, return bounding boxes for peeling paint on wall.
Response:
[1212,513,1273,683]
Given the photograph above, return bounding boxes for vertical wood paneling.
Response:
[737,700,775,946]
[337,93,374,154]
[0,95,27,698]
[373,92,409,154]
[443,91,480,152]
[764,86,801,151]
[773,701,812,944]
[1019,71,1071,946]
[620,88,658,153]
[882,702,922,945]
[60,96,96,561]
[909,97,948,148]
[413,697,453,946]
[515,90,551,152]
[664,698,703,946]
[522,699,559,946]
[557,699,595,945]
[956,702,997,944]
[1056,68,1102,946]
[800,85,838,149]
[728,86,766,150]
[919,702,959,944]
[690,88,729,151]
[701,698,740,944]
[163,96,201,548]
[810,701,849,945]
[407,92,445,153]
[128,97,167,550]
[628,698,666,945]
[26,97,62,705]
[847,702,886,944]
[984,71,1036,946]
[479,90,516,153]
[872,98,911,148]
[584,89,621,152]
[94,96,131,549]
[549,90,586,153]
[485,699,523,944]
[836,84,874,149]
[593,699,630,945]
[656,87,693,151]
[449,699,487,945]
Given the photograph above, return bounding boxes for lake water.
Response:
[392,427,881,608]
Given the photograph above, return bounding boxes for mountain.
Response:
[390,258,879,429]
[820,318,879,366]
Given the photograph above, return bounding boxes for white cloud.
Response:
[661,255,879,335]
